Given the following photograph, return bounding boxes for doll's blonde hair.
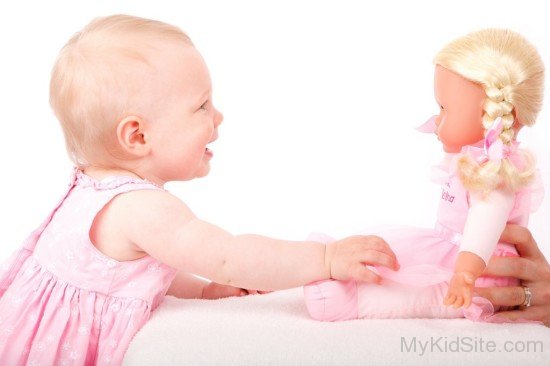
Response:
[434,29,544,195]
[49,14,193,167]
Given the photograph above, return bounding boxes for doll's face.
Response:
[433,65,486,153]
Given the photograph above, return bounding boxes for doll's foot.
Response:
[303,279,358,321]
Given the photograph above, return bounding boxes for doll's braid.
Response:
[483,85,515,144]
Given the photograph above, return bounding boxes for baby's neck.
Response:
[82,166,145,181]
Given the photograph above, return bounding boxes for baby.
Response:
[0,14,399,365]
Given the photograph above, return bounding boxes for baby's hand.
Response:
[443,271,476,308]
[202,282,271,299]
[326,235,399,284]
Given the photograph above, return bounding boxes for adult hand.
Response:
[474,224,550,326]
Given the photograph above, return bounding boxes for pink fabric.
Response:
[0,168,178,365]
[304,153,544,324]
[303,279,358,321]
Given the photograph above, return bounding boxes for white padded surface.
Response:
[124,288,550,365]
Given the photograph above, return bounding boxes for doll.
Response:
[303,28,545,322]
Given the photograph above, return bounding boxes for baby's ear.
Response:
[116,116,150,157]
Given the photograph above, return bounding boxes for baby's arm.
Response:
[444,188,515,308]
[166,272,209,299]
[167,272,253,299]
[115,190,398,292]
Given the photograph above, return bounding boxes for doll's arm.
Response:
[444,188,515,308]
[458,188,515,271]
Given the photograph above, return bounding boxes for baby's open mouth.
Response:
[205,144,214,157]
[205,134,217,157]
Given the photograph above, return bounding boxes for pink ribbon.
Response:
[462,117,523,169]
[480,117,521,165]
[484,117,504,162]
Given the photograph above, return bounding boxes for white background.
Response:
[1,0,549,262]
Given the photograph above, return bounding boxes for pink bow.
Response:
[482,117,520,164]
[461,117,523,168]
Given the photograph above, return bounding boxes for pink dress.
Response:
[304,149,544,323]
[0,168,178,365]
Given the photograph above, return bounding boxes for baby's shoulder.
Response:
[91,189,193,260]
[108,188,194,233]
[114,188,189,209]
[108,189,193,223]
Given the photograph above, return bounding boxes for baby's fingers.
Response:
[360,236,398,262]
[349,263,383,285]
[360,250,399,271]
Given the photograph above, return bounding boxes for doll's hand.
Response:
[202,282,271,299]
[444,271,476,308]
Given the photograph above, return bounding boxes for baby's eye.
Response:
[200,100,209,111]
[439,105,444,110]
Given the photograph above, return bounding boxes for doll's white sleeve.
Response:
[458,188,515,265]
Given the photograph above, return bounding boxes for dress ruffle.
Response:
[1,256,151,364]
[75,169,163,191]
[444,146,545,217]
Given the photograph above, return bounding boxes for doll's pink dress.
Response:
[0,168,178,365]
[304,149,544,323]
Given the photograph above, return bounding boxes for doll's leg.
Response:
[303,279,358,321]
[357,280,464,319]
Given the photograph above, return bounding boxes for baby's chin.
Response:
[193,165,211,179]
[167,166,211,182]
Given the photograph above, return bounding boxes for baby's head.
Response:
[50,14,223,184]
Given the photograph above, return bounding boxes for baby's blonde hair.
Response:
[434,29,545,195]
[49,14,193,167]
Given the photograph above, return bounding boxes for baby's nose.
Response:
[215,109,224,127]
